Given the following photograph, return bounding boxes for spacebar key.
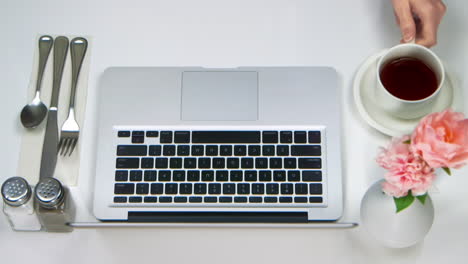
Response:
[298,158,322,169]
[192,131,261,143]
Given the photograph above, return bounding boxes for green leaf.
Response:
[403,140,411,144]
[443,167,451,176]
[416,193,428,205]
[394,192,415,213]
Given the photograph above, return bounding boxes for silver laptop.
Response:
[93,67,343,222]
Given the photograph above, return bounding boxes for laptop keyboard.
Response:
[113,129,325,206]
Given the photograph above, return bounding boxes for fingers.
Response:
[392,0,416,42]
[413,0,447,47]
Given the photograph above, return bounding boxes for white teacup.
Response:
[375,44,445,119]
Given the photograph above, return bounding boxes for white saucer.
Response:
[353,50,464,137]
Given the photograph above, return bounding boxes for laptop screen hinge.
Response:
[127,212,308,223]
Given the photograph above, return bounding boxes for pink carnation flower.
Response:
[377,136,435,197]
[411,109,468,169]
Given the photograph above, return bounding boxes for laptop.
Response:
[93,67,343,223]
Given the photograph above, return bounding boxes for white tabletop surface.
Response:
[1,0,468,263]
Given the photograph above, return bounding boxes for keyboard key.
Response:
[194,183,207,194]
[170,158,183,169]
[204,197,217,203]
[249,197,262,203]
[198,158,211,169]
[160,131,173,143]
[309,197,323,203]
[291,145,321,156]
[308,131,321,143]
[294,197,308,203]
[191,145,204,156]
[266,183,279,194]
[141,158,154,168]
[165,183,178,194]
[159,197,172,203]
[205,145,218,156]
[309,184,323,195]
[280,131,293,143]
[255,158,268,169]
[234,145,247,156]
[227,158,240,169]
[158,171,171,181]
[118,131,130,137]
[264,197,278,203]
[114,196,127,203]
[150,183,163,194]
[201,170,214,181]
[187,171,200,181]
[230,171,243,181]
[216,171,229,181]
[132,135,144,144]
[180,183,192,194]
[262,131,278,143]
[262,145,275,156]
[146,131,159,137]
[192,131,260,143]
[284,158,297,169]
[144,196,158,203]
[259,171,272,181]
[302,171,322,182]
[270,158,282,169]
[144,170,157,181]
[245,171,257,182]
[174,131,190,143]
[189,197,203,203]
[115,170,128,181]
[219,197,233,203]
[288,170,301,181]
[173,170,185,181]
[163,145,176,156]
[130,170,143,181]
[273,171,286,181]
[294,131,307,143]
[234,197,248,203]
[295,183,308,194]
[252,183,264,194]
[132,131,144,137]
[174,197,188,203]
[208,183,222,194]
[279,197,293,203]
[129,196,142,203]
[184,158,197,169]
[237,183,250,194]
[114,183,134,194]
[298,158,321,169]
[117,145,147,156]
[177,145,190,156]
[281,183,294,194]
[213,158,225,169]
[223,183,236,194]
[241,158,254,169]
[136,183,149,194]
[220,145,233,156]
[149,145,162,156]
[277,145,289,156]
[116,158,139,169]
[248,145,261,156]
[155,158,169,168]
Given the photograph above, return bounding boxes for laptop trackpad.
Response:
[181,71,258,121]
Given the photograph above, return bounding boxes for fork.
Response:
[58,37,88,156]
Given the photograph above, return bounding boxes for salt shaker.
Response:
[34,177,74,232]
[1,177,42,231]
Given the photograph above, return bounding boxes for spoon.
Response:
[20,35,54,128]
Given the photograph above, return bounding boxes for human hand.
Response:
[391,0,446,47]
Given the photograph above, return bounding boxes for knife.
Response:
[39,36,69,180]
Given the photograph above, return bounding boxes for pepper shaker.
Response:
[34,177,74,232]
[1,177,42,231]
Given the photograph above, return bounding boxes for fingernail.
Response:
[403,33,414,42]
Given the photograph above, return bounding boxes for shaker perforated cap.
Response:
[35,177,65,208]
[1,177,32,206]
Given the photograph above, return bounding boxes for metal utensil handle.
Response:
[50,36,69,108]
[35,35,53,93]
[69,37,88,111]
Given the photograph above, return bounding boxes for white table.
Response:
[1,0,468,263]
